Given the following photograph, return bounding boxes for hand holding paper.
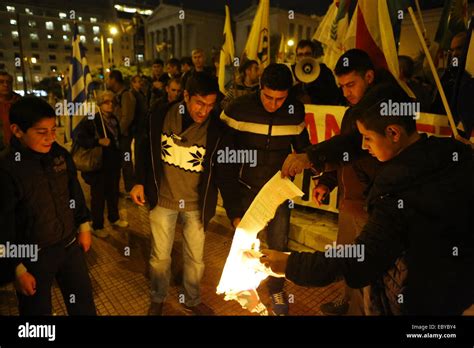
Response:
[216,171,303,314]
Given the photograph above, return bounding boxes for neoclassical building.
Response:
[145,3,224,62]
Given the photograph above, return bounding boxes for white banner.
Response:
[294,105,474,212]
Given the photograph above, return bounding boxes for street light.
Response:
[109,26,118,36]
[107,37,114,66]
[287,39,295,47]
[108,26,118,67]
[25,56,37,92]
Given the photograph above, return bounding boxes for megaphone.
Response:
[295,57,320,83]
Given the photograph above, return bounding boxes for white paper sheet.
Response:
[216,171,304,314]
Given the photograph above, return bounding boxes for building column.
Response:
[163,28,168,60]
[177,24,182,58]
[169,26,175,58]
[150,31,155,60]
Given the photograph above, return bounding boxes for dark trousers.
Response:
[242,191,291,295]
[91,167,120,229]
[17,239,96,316]
[119,135,135,192]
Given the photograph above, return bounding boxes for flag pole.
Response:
[408,7,459,138]
[414,0,427,39]
[93,90,108,139]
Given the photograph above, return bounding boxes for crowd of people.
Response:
[0,36,472,317]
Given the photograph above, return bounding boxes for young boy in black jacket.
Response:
[0,96,96,315]
[262,84,474,315]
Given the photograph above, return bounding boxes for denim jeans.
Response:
[149,206,205,307]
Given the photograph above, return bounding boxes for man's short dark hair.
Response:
[109,70,124,84]
[180,57,193,67]
[167,76,182,87]
[10,96,56,132]
[260,63,293,91]
[185,72,218,97]
[167,58,181,69]
[335,49,375,77]
[296,40,315,54]
[238,59,258,76]
[0,71,13,82]
[153,59,164,66]
[131,74,141,83]
[354,83,417,136]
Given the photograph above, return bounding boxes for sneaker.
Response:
[112,219,129,228]
[182,303,215,316]
[148,302,163,316]
[320,297,349,316]
[92,228,109,238]
[270,291,289,316]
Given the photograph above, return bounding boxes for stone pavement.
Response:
[0,125,342,316]
[0,180,342,316]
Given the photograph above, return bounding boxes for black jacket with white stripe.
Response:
[217,91,311,220]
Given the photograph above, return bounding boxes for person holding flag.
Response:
[66,22,92,145]
[218,4,235,95]
[242,0,270,73]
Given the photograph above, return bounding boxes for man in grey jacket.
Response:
[106,70,136,193]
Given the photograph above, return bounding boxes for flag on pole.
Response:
[451,15,474,137]
[387,0,414,48]
[344,0,415,98]
[277,33,286,63]
[64,22,92,143]
[219,5,235,94]
[242,0,270,69]
[313,0,351,71]
[434,0,468,51]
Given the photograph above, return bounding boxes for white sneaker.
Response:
[112,219,129,228]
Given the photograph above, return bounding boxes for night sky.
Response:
[137,0,474,16]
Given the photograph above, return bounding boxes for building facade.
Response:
[0,1,152,92]
[145,3,225,62]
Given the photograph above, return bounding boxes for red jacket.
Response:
[0,93,21,146]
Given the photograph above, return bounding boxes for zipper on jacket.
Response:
[266,117,273,150]
[149,113,160,195]
[201,136,221,224]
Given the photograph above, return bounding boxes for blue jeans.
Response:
[149,206,205,307]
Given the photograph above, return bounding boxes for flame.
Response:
[216,228,269,315]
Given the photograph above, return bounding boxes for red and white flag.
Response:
[344,0,414,97]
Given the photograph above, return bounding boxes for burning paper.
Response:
[216,171,304,314]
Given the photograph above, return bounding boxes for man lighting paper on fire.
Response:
[216,172,303,315]
[216,63,311,315]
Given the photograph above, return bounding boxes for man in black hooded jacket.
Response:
[261,84,474,315]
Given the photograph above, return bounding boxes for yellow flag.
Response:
[277,33,285,63]
[219,5,235,94]
[242,0,270,69]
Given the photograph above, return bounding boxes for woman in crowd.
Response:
[74,90,129,238]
